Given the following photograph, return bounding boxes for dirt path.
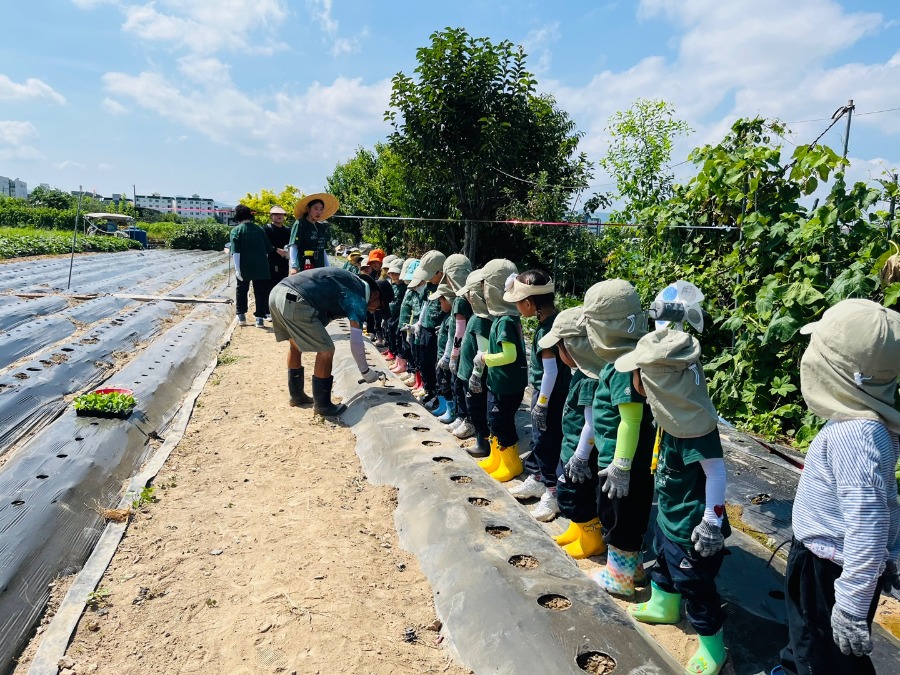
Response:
[15,321,467,675]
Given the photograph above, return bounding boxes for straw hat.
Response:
[293,193,339,220]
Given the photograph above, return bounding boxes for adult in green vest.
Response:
[230,203,272,327]
[288,193,339,273]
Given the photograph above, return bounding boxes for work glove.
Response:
[361,368,384,384]
[449,355,459,376]
[831,606,873,657]
[413,323,421,340]
[564,455,592,483]
[468,372,483,394]
[881,559,900,593]
[690,519,724,557]
[531,403,548,432]
[598,460,631,498]
[438,355,451,371]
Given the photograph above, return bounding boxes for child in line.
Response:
[429,283,456,417]
[775,299,900,675]
[505,270,571,522]
[472,259,527,482]
[395,259,421,383]
[614,327,730,675]
[410,250,448,410]
[579,280,656,598]
[384,257,406,363]
[455,270,493,453]
[436,255,474,426]
[536,307,607,558]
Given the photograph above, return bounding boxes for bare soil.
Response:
[14,321,468,675]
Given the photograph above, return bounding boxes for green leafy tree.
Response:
[600,98,692,223]
[28,185,76,210]
[240,185,304,226]
[386,27,591,261]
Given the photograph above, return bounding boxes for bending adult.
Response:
[269,267,392,416]
[288,193,339,273]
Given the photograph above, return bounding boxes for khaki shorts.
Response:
[269,285,335,353]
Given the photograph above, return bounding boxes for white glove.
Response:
[361,368,383,384]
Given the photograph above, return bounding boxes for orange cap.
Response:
[368,249,386,263]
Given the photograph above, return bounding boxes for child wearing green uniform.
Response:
[504,269,571,522]
[536,307,607,559]
[455,270,493,455]
[409,251,447,409]
[579,280,656,598]
[396,260,421,384]
[436,255,474,427]
[614,327,730,675]
[471,259,527,483]
[428,285,456,417]
[385,257,406,362]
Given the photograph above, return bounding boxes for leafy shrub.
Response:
[138,221,179,244]
[0,228,141,258]
[167,223,231,251]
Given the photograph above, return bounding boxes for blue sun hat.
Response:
[401,259,420,282]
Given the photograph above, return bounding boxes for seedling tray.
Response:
[73,387,137,419]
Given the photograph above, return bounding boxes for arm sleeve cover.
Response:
[349,327,369,373]
[475,334,489,352]
[452,318,467,356]
[441,328,455,361]
[537,356,557,405]
[232,252,241,277]
[483,341,517,367]
[613,402,644,468]
[288,244,299,270]
[574,407,596,461]
[700,458,727,526]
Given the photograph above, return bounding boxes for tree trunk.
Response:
[463,222,479,262]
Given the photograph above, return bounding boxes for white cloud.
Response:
[54,160,87,170]
[0,74,66,105]
[102,68,391,161]
[98,162,114,170]
[102,97,128,115]
[521,23,561,74]
[0,120,43,161]
[549,0,895,166]
[116,0,288,54]
[306,0,367,56]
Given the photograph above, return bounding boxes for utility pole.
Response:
[890,173,898,243]
[841,99,855,160]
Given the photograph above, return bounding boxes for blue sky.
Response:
[2,0,899,207]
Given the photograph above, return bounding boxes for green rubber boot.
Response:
[630,582,681,624]
[685,629,726,674]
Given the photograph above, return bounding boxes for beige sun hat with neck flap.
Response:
[428,282,456,301]
[482,259,519,317]
[579,279,647,363]
[458,269,489,318]
[442,254,473,291]
[614,327,718,438]
[538,307,603,379]
[799,298,900,433]
[503,274,555,302]
[412,250,446,283]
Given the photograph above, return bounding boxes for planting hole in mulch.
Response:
[422,440,441,447]
[61,347,74,352]
[468,497,491,507]
[538,594,572,611]
[56,454,68,458]
[36,474,49,480]
[387,391,402,397]
[396,402,410,408]
[508,554,539,569]
[26,367,41,372]
[402,412,420,419]
[485,525,511,538]
[13,373,28,379]
[576,651,616,674]
[412,426,429,432]
[11,500,24,506]
[450,475,472,484]
[769,590,785,600]
[432,456,453,463]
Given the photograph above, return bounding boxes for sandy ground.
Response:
[15,320,468,675]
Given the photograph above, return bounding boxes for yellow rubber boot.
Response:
[489,443,523,482]
[562,518,606,559]
[477,437,501,473]
[554,520,580,546]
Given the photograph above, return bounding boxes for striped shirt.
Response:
[792,419,900,617]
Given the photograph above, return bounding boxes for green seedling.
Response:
[131,486,157,509]
[86,588,111,608]
[73,391,137,416]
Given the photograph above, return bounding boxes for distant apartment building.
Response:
[174,194,216,220]
[0,176,28,199]
[134,192,174,214]
[101,193,133,208]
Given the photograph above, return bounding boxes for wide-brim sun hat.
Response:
[368,249,386,264]
[412,250,447,282]
[481,259,519,317]
[269,205,287,215]
[537,307,584,349]
[442,254,473,290]
[579,279,647,362]
[504,275,555,302]
[294,193,339,220]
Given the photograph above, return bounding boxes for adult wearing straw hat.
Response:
[288,193,339,274]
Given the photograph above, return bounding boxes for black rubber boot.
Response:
[312,375,347,417]
[288,368,312,406]
[466,433,491,458]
